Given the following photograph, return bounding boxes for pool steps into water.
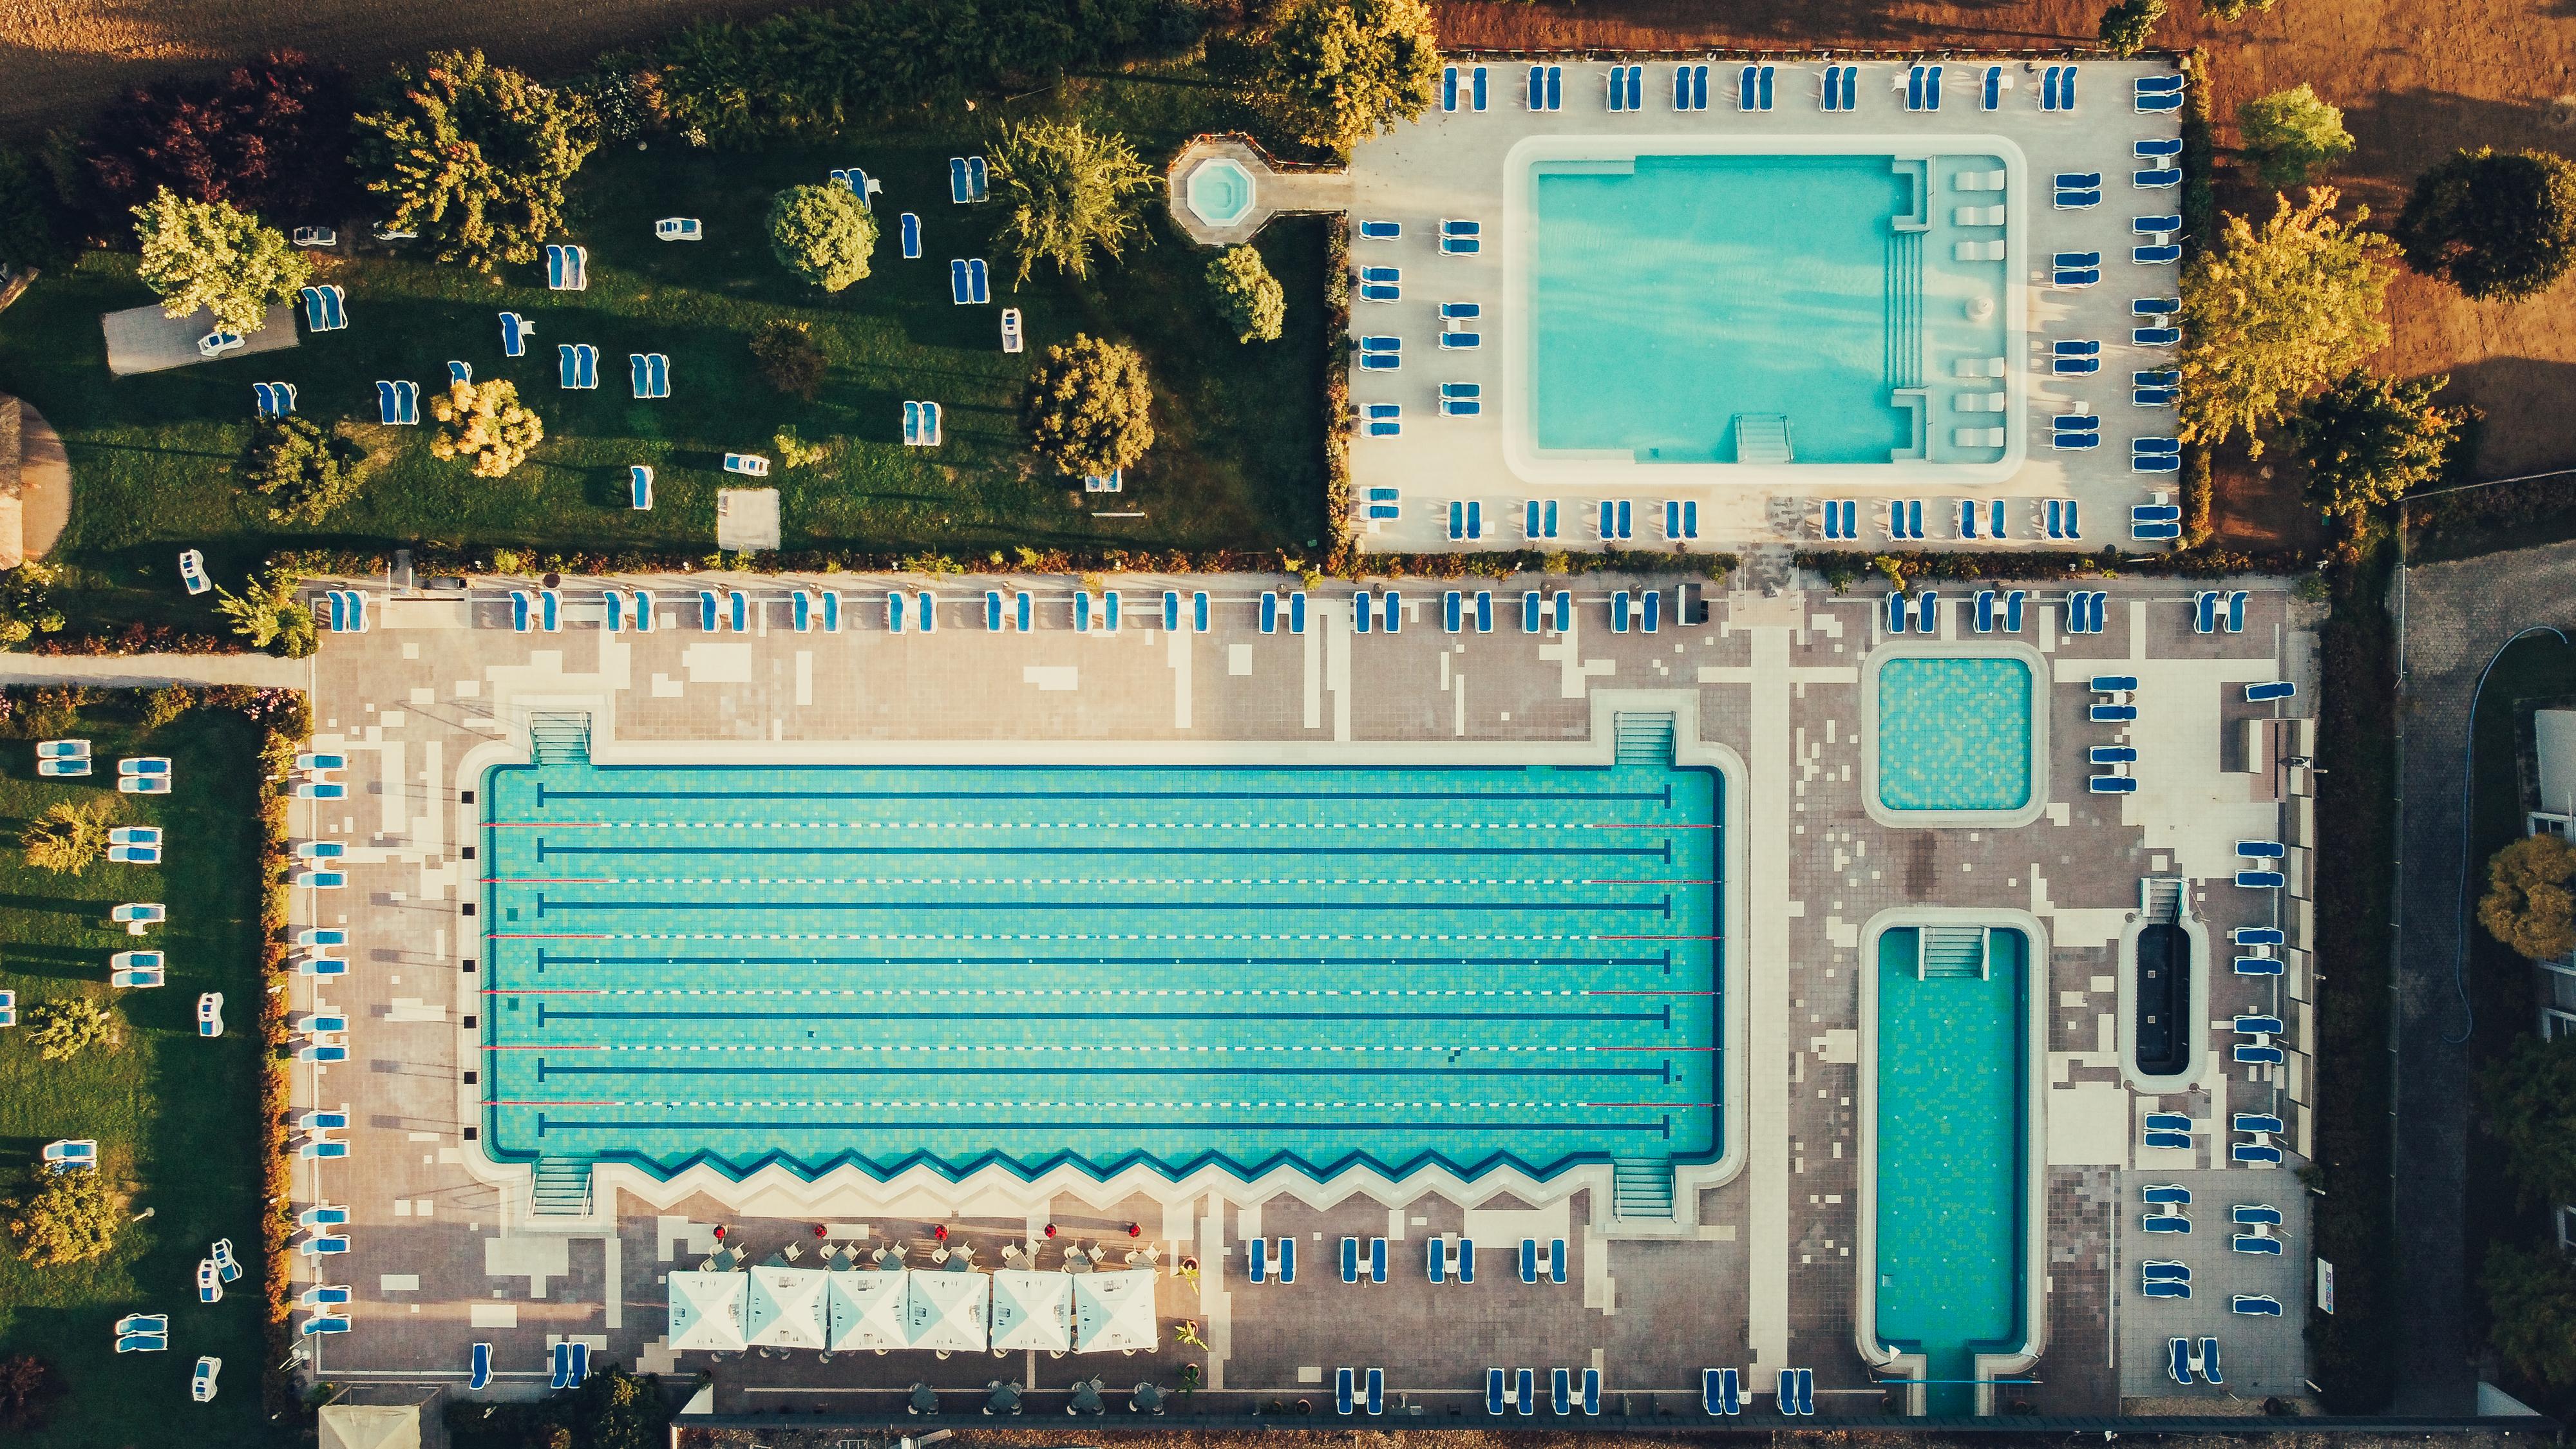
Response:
[1613,1156,1677,1218]
[1732,415,1793,464]
[529,712,593,766]
[1884,231,1925,393]
[531,1157,594,1217]
[1613,712,1678,764]
[1916,925,1989,980]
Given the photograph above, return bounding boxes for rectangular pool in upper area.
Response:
[1873,654,2035,814]
[1520,147,2016,474]
[478,761,1722,1184]
[1873,924,2029,1416]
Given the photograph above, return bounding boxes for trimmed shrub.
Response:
[5,1168,117,1266]
[212,569,318,658]
[765,184,876,292]
[25,996,120,1063]
[1021,334,1155,478]
[21,799,117,876]
[429,380,544,478]
[0,149,72,273]
[2479,833,2576,961]
[2239,84,2354,188]
[750,320,827,399]
[240,415,370,522]
[2396,147,2576,302]
[1207,244,1285,343]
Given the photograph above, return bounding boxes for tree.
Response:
[2176,188,2397,456]
[1022,334,1154,478]
[1206,244,1285,343]
[749,320,827,399]
[989,118,1157,283]
[2483,1033,2576,1210]
[350,50,596,269]
[2098,0,2166,57]
[1261,0,1441,153]
[130,188,310,334]
[2201,0,2278,15]
[211,569,318,659]
[2481,833,2576,961]
[26,997,119,1063]
[21,799,117,876]
[2239,84,2355,188]
[0,1354,66,1436]
[764,184,876,292]
[240,415,370,523]
[430,380,544,478]
[4,1166,117,1266]
[0,149,71,274]
[2396,147,2576,303]
[79,51,354,219]
[2485,1243,2576,1392]
[2288,368,2459,518]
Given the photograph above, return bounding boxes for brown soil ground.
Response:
[0,0,821,138]
[1434,0,2576,548]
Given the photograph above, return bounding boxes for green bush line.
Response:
[1795,544,2311,587]
[2301,536,2398,1408]
[2177,50,2216,547]
[269,545,1738,585]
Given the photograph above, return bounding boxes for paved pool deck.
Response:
[277,565,2319,1417]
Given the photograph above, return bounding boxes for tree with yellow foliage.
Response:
[2176,189,2398,457]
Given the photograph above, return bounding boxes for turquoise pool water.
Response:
[1875,656,2034,811]
[1874,926,2027,1416]
[1531,155,1914,464]
[479,762,1722,1182]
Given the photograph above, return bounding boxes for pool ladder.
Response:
[531,1157,594,1217]
[1917,925,1989,980]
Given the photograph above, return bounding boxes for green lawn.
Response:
[0,698,276,1448]
[0,70,1329,614]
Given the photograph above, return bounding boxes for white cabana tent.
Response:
[1072,1269,1158,1354]
[989,1269,1073,1352]
[667,1270,748,1351]
[903,1267,991,1352]
[746,1265,828,1350]
[825,1268,910,1351]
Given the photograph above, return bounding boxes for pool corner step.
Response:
[1612,712,1677,765]
[1733,414,1793,464]
[1611,1156,1676,1220]
[531,1157,595,1217]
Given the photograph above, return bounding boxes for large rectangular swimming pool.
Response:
[479,762,1723,1182]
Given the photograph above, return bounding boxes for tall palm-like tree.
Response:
[989,118,1157,284]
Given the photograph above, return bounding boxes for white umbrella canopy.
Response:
[825,1269,910,1351]
[903,1267,991,1352]
[1071,1269,1158,1354]
[746,1265,828,1349]
[667,1271,747,1351]
[988,1269,1073,1352]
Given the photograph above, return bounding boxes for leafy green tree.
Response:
[211,569,318,658]
[989,119,1156,283]
[2098,0,2166,57]
[2482,833,2576,961]
[1206,244,1285,343]
[25,997,119,1063]
[2484,1033,2576,1210]
[750,320,827,399]
[240,415,370,523]
[21,799,116,876]
[0,149,71,274]
[429,379,544,478]
[2201,0,2278,16]
[764,184,876,292]
[5,1166,116,1266]
[350,50,596,269]
[1022,334,1154,478]
[2177,187,2398,456]
[2396,147,2576,302]
[130,187,309,334]
[1261,0,1442,153]
[2239,84,2355,187]
[2485,1242,2576,1391]
[2288,368,2459,518]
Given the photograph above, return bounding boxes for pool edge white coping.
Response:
[1858,640,2051,829]
[1497,132,2031,489]
[1850,907,2051,1418]
[437,687,1750,1238]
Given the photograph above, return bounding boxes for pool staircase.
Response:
[2140,876,2184,923]
[531,1157,594,1217]
[1733,414,1793,464]
[1613,712,1676,764]
[1917,925,1990,980]
[1884,231,1925,392]
[1612,1156,1676,1220]
[528,712,592,766]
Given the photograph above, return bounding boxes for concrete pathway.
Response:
[0,651,312,688]
[2389,536,2576,1412]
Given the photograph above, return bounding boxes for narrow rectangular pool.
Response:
[478,762,1723,1184]
[1873,925,2028,1415]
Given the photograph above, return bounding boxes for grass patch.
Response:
[0,70,1329,627]
[0,697,276,1448]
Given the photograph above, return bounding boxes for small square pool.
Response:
[1869,652,2038,819]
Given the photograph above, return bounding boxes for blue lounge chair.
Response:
[1426,1236,1446,1283]
[1520,1238,1538,1283]
[2226,591,2248,632]
[1456,1238,1475,1283]
[1278,1236,1296,1283]
[1475,591,1492,633]
[1189,591,1208,633]
[551,1341,573,1388]
[1352,590,1371,634]
[2246,680,2297,702]
[1443,590,1462,633]
[1549,1237,1566,1283]
[1488,1369,1506,1416]
[1552,1368,1571,1416]
[2143,1212,2190,1234]
[2234,1204,2282,1226]
[1249,1236,1267,1283]
[1886,591,1908,635]
[2043,63,2079,110]
[1553,591,1571,632]
[1513,1368,1534,1415]
[2143,1183,2191,1205]
[1522,591,1542,634]
[2136,325,2182,346]
[900,213,921,259]
[2168,1336,2193,1385]
[1366,1367,1384,1414]
[499,310,532,357]
[1342,1236,1360,1282]
[469,1341,493,1390]
[918,591,938,632]
[545,244,587,291]
[2202,1338,2223,1384]
[2231,1295,2282,1317]
[1338,1367,1356,1415]
[1370,1237,1387,1282]
[1613,590,1631,633]
[2090,775,2139,794]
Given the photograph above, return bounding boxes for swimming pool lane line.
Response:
[529,783,1674,805]
[511,949,1677,969]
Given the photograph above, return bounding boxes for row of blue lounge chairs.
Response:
[1484,1367,1606,1416]
[1435,61,2175,117]
[1884,588,2029,636]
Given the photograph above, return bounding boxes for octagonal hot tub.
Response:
[1187,157,1256,228]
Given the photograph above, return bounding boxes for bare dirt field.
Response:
[1434,0,2576,544]
[0,0,819,138]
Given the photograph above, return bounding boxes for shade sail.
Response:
[904,1267,990,1352]
[746,1265,828,1349]
[989,1269,1073,1352]
[825,1268,909,1351]
[1072,1269,1158,1354]
[667,1271,746,1351]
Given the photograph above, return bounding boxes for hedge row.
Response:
[1795,544,2312,589]
[270,545,1739,585]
